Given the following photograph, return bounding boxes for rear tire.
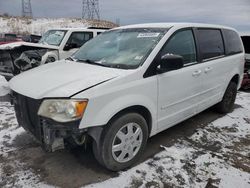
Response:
[93,113,148,171]
[216,81,237,113]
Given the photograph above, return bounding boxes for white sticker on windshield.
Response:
[137,33,160,38]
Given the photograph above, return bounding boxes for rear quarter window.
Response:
[197,29,225,61]
[223,29,243,55]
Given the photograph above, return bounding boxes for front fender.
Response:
[79,94,157,135]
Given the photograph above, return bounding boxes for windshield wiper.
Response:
[74,59,136,69]
[109,64,137,69]
[39,41,48,45]
[66,57,76,61]
[76,59,110,67]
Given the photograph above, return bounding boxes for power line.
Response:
[22,0,32,18]
[82,0,100,20]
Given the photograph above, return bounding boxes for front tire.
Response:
[216,81,237,113]
[93,113,148,171]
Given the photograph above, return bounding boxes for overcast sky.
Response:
[0,0,250,31]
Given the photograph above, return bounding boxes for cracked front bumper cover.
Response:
[13,92,82,152]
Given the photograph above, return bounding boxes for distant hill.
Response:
[0,16,118,35]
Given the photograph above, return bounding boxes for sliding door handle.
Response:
[192,70,202,77]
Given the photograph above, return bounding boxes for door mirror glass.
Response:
[157,54,184,73]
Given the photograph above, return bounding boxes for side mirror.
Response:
[157,54,184,73]
[64,43,78,51]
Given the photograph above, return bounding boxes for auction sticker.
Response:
[137,33,160,38]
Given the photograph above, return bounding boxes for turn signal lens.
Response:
[75,101,88,117]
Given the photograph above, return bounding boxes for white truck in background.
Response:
[0,27,107,80]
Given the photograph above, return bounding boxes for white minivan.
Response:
[8,23,244,171]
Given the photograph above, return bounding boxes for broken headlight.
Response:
[38,99,88,123]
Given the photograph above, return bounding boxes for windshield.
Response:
[39,30,67,46]
[72,28,168,69]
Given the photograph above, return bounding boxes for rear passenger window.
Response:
[223,30,243,55]
[197,29,224,60]
[161,30,196,65]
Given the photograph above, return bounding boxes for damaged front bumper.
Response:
[40,118,87,152]
[13,92,87,152]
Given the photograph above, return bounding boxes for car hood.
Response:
[9,60,128,99]
[0,41,59,50]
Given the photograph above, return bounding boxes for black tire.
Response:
[216,81,237,113]
[93,113,148,171]
[46,57,56,64]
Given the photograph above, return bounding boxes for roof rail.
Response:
[87,27,111,30]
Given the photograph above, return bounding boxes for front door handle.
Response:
[204,67,213,73]
[192,70,202,77]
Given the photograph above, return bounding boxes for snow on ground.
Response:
[87,92,250,188]
[0,102,52,187]
[0,16,117,35]
[0,92,250,187]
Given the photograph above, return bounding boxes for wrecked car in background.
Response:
[22,34,42,43]
[0,27,107,80]
[0,33,23,45]
[241,33,250,89]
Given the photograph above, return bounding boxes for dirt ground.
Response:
[0,92,250,188]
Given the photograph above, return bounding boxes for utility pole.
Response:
[115,18,120,26]
[82,0,100,20]
[22,0,33,18]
